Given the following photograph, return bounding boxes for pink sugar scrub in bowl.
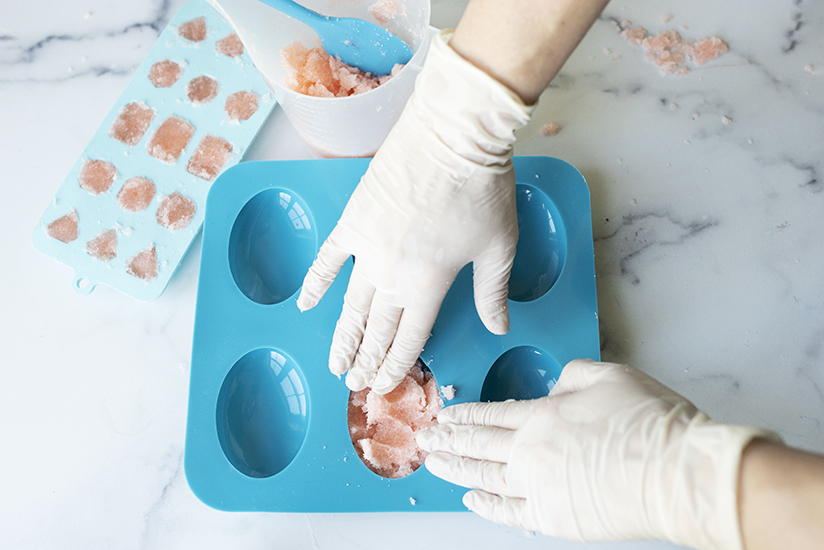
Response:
[208,0,434,157]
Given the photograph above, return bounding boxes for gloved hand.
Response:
[416,360,780,550]
[296,30,533,394]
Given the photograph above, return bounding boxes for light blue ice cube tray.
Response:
[184,156,600,512]
[32,0,276,301]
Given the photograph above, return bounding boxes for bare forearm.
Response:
[739,439,824,550]
[450,0,610,104]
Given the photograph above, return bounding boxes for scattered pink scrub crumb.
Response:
[722,115,732,124]
[348,360,441,479]
[117,176,156,213]
[78,159,117,195]
[660,14,673,24]
[186,75,220,106]
[805,64,814,73]
[86,229,117,262]
[541,122,560,136]
[369,0,403,23]
[440,385,455,401]
[149,59,182,88]
[109,102,155,146]
[622,25,728,75]
[156,192,196,232]
[186,134,233,181]
[216,32,244,57]
[280,41,402,98]
[178,17,207,43]
[126,244,158,282]
[224,91,259,122]
[147,116,195,164]
[47,210,78,243]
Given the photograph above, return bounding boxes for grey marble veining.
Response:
[1,0,822,548]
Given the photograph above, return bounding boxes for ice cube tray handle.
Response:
[256,0,413,76]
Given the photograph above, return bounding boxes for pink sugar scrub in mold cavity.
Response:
[79,159,118,195]
[117,176,156,213]
[186,75,220,106]
[280,41,403,98]
[47,210,79,244]
[225,91,259,122]
[348,360,441,479]
[109,102,155,146]
[620,25,728,75]
[178,16,207,43]
[86,229,117,262]
[126,244,158,282]
[186,134,233,181]
[149,60,183,88]
[156,192,196,232]
[147,116,195,164]
[216,33,244,57]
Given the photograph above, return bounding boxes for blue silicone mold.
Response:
[184,156,600,512]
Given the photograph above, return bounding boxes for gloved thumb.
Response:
[472,239,516,335]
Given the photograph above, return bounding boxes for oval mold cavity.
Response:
[480,346,563,402]
[229,189,316,305]
[508,184,567,302]
[217,348,309,478]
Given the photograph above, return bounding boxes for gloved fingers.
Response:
[472,239,516,335]
[328,270,375,377]
[371,305,440,395]
[463,490,536,532]
[296,236,351,312]
[416,423,515,463]
[424,452,520,498]
[438,398,537,430]
[549,358,611,396]
[345,296,403,391]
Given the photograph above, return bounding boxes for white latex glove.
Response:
[296,30,533,395]
[416,360,780,550]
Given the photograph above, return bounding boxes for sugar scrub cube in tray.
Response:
[32,0,276,300]
[184,157,600,512]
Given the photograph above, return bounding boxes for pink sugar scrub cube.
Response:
[86,229,117,262]
[156,192,196,232]
[149,59,183,88]
[186,134,233,181]
[147,116,195,164]
[186,75,220,106]
[47,210,78,244]
[348,360,441,479]
[78,159,117,195]
[117,176,156,213]
[178,16,207,43]
[109,102,155,146]
[126,244,158,282]
[280,41,402,98]
[224,91,259,122]
[216,32,244,57]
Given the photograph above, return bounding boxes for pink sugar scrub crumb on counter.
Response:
[126,244,158,282]
[541,122,560,136]
[620,25,728,75]
[86,229,117,262]
[348,360,441,479]
[156,192,196,232]
[109,102,155,146]
[280,41,403,98]
[47,210,79,244]
[78,159,117,195]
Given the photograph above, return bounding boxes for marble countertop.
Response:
[2,0,822,548]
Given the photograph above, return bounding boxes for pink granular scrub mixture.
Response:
[348,360,441,479]
[280,41,402,98]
